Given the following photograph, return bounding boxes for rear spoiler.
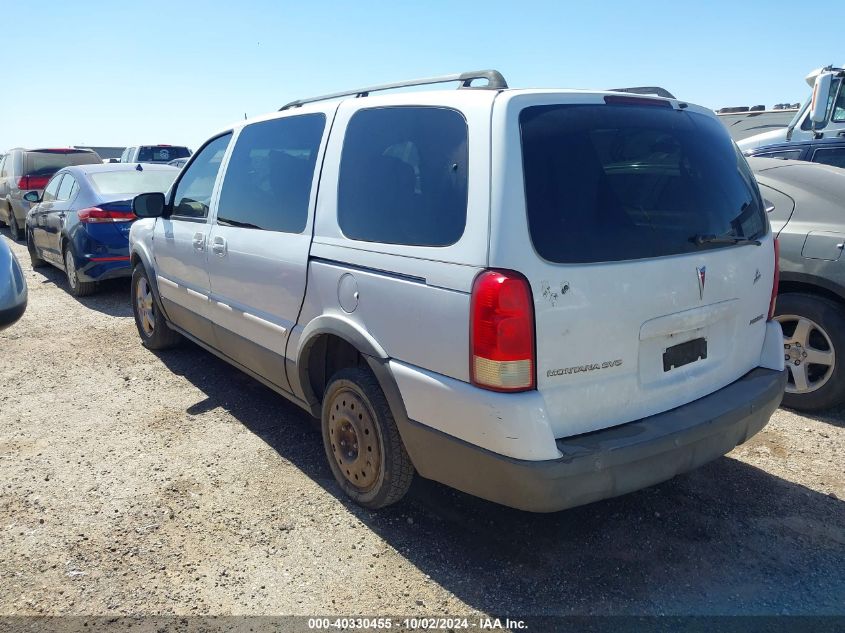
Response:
[608,86,676,99]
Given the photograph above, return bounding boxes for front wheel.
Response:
[774,292,845,411]
[131,264,181,350]
[321,367,414,509]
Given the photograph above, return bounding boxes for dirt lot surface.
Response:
[1,230,843,619]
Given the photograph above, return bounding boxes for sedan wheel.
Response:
[65,249,79,290]
[63,248,96,296]
[776,314,835,394]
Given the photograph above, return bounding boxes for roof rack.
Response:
[609,86,676,99]
[279,69,508,111]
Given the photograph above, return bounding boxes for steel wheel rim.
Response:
[136,277,155,336]
[65,250,78,289]
[775,313,835,394]
[328,388,380,492]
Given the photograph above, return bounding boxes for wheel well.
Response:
[779,281,845,309]
[303,334,366,405]
[130,252,142,268]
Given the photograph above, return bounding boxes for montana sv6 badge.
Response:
[547,359,623,377]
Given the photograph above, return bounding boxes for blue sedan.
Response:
[23,163,178,296]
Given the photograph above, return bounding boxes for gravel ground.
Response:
[0,230,843,619]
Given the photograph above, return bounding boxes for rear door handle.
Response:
[192,232,205,251]
[211,236,227,257]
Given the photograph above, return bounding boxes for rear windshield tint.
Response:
[137,146,190,162]
[520,104,767,264]
[25,151,101,175]
[89,170,178,195]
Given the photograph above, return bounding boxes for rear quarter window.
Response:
[519,103,767,264]
[337,106,468,247]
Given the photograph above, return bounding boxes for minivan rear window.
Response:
[25,150,101,175]
[520,104,766,264]
[138,146,191,162]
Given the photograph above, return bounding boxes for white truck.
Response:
[738,65,845,151]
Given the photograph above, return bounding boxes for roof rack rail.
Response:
[609,86,676,99]
[279,69,508,111]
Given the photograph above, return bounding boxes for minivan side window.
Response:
[42,174,63,202]
[216,114,326,233]
[170,134,232,220]
[338,106,468,247]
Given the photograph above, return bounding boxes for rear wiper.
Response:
[691,234,761,246]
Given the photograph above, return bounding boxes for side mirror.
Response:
[23,190,41,203]
[133,192,166,218]
[764,199,776,214]
[810,73,834,124]
[0,239,27,331]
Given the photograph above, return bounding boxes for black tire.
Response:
[775,292,845,411]
[321,367,414,509]
[63,245,97,297]
[131,264,181,350]
[27,231,46,268]
[7,212,21,241]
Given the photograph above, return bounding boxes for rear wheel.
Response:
[131,264,181,349]
[774,292,845,411]
[7,212,21,241]
[27,232,46,268]
[63,246,97,297]
[321,367,414,509]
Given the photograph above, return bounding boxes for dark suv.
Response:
[744,137,845,170]
[0,148,102,240]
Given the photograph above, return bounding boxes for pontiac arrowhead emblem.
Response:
[696,266,706,300]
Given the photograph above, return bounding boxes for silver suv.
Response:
[129,70,786,512]
[753,157,845,411]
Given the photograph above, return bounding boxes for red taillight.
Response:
[769,238,780,320]
[470,269,536,392]
[17,175,50,190]
[78,207,136,223]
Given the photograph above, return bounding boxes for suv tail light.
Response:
[470,269,536,392]
[78,207,136,223]
[17,175,50,190]
[768,238,780,320]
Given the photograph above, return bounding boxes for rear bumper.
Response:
[399,367,786,512]
[77,258,132,282]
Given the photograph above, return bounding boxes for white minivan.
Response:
[129,70,786,512]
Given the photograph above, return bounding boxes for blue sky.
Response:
[1,0,843,152]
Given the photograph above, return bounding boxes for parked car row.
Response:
[4,69,842,515]
[0,142,192,294]
[24,163,179,296]
[0,148,103,240]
